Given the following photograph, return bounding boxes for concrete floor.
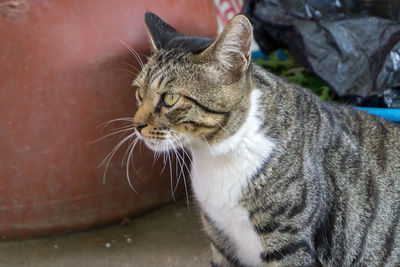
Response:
[0,200,211,267]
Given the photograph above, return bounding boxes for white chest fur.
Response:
[190,90,275,266]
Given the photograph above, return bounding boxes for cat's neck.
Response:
[189,88,275,267]
[251,63,323,140]
[189,88,275,204]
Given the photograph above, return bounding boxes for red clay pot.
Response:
[0,0,217,240]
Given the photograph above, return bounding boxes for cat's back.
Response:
[329,102,400,174]
[251,63,400,265]
[310,94,400,266]
[319,103,400,266]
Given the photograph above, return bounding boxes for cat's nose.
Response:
[133,121,147,133]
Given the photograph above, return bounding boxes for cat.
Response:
[131,12,400,266]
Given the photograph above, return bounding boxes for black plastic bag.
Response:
[244,0,400,100]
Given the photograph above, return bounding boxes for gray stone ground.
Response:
[0,200,211,267]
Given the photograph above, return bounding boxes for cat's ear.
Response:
[195,14,253,72]
[144,12,181,51]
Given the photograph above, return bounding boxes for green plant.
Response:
[255,50,334,101]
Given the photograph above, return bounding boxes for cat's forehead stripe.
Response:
[157,75,165,89]
[162,77,176,90]
[149,75,163,92]
[145,56,174,87]
[148,67,169,87]
[141,49,189,90]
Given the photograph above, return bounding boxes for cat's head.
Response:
[132,12,253,152]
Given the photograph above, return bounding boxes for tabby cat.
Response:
[131,12,400,266]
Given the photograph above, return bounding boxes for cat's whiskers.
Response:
[172,142,190,180]
[158,141,173,198]
[174,149,179,182]
[151,143,158,168]
[139,140,143,158]
[97,117,133,134]
[155,134,190,208]
[95,116,146,191]
[97,131,136,170]
[156,142,163,161]
[118,39,144,69]
[160,151,168,173]
[169,133,201,191]
[99,131,136,185]
[171,131,198,173]
[110,124,137,132]
[154,141,161,160]
[173,151,180,193]
[90,126,135,144]
[122,135,138,166]
[167,138,190,209]
[130,136,179,197]
[127,137,144,182]
[176,138,197,181]
[123,62,140,74]
[152,141,160,166]
[125,136,141,194]
[165,140,176,201]
[119,68,138,79]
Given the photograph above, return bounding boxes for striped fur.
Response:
[134,12,400,266]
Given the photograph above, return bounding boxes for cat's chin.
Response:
[142,138,180,153]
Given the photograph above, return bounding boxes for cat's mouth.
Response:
[143,138,171,152]
[138,131,188,153]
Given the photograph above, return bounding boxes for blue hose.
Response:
[356,107,400,123]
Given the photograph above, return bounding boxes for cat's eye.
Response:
[164,93,180,107]
[136,89,144,101]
